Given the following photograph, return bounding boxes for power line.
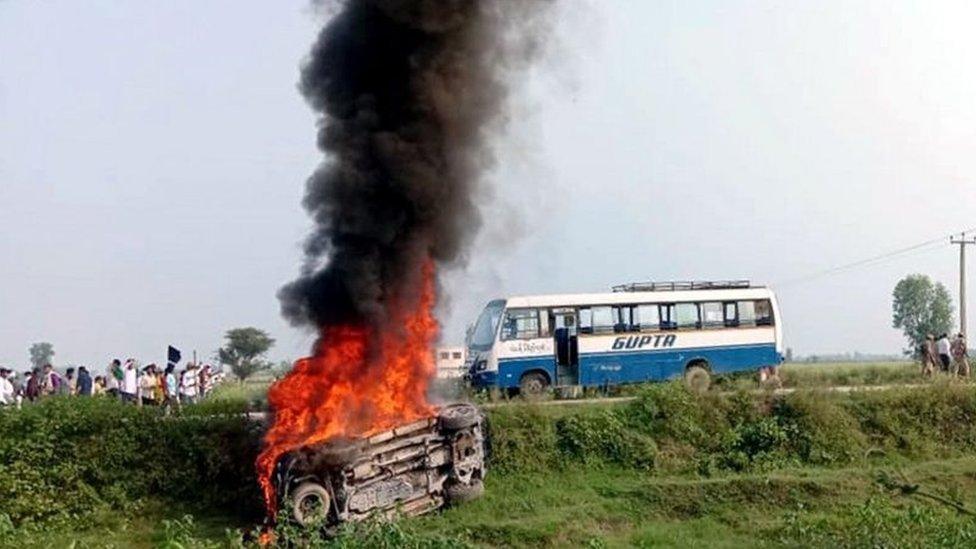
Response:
[777,227,976,288]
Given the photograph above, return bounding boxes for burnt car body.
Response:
[272,403,487,527]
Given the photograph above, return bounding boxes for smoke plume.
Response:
[279,0,550,331]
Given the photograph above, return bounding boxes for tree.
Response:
[217,328,275,382]
[29,342,55,369]
[892,274,954,356]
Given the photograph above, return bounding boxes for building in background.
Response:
[435,347,467,379]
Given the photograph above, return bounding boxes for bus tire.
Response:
[684,363,711,393]
[519,372,549,398]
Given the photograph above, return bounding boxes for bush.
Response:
[0,397,263,526]
[555,411,656,469]
[774,391,866,465]
[489,383,976,477]
[485,406,559,473]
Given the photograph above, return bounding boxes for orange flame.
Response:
[255,260,438,517]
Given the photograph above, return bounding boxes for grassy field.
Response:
[29,456,976,548]
[778,361,920,389]
[13,381,976,548]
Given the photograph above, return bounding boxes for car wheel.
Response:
[519,372,548,398]
[439,403,480,431]
[291,481,331,526]
[684,364,711,393]
[445,480,485,504]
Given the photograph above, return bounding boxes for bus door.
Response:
[552,308,579,386]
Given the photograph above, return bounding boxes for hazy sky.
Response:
[3,1,976,369]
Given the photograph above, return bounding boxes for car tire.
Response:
[684,363,711,393]
[291,481,331,526]
[439,403,481,431]
[445,480,485,504]
[519,372,549,398]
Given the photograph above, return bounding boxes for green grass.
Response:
[15,381,976,548]
[778,361,922,389]
[36,457,976,548]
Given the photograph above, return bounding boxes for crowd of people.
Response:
[921,333,970,377]
[0,359,224,409]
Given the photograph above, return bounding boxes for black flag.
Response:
[167,346,182,368]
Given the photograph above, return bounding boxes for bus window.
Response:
[701,302,723,328]
[579,308,593,334]
[756,300,774,326]
[660,304,677,330]
[501,309,541,340]
[635,304,660,331]
[724,302,739,327]
[676,303,700,329]
[539,309,553,337]
[551,307,578,333]
[738,301,756,327]
[613,306,633,333]
[470,300,505,350]
[592,306,614,334]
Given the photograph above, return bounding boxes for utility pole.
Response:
[951,233,976,337]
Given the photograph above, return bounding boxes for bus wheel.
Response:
[684,363,711,393]
[519,372,549,398]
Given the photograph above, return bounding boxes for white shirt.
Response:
[0,377,13,404]
[123,366,138,395]
[106,366,119,390]
[181,371,198,397]
[938,338,951,355]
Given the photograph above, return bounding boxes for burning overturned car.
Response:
[270,403,487,527]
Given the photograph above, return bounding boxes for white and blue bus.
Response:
[466,281,784,395]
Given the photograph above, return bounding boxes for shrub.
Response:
[774,391,866,465]
[555,411,656,469]
[485,406,558,473]
[0,397,263,526]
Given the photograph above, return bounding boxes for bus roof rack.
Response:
[611,280,753,293]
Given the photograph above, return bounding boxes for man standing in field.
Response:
[952,333,969,377]
[921,335,938,377]
[180,363,199,405]
[106,359,122,398]
[121,359,138,404]
[0,368,14,406]
[937,334,952,372]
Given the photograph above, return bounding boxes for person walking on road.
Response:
[180,363,199,405]
[163,364,179,414]
[0,368,14,406]
[937,333,952,373]
[25,367,42,402]
[921,335,938,377]
[139,364,158,406]
[64,367,77,396]
[76,367,93,396]
[121,359,138,404]
[952,333,970,377]
[106,359,122,398]
[40,364,61,396]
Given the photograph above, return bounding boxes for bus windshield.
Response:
[469,300,505,351]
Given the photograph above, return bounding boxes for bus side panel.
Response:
[692,344,781,375]
[578,350,679,385]
[496,356,555,389]
[577,343,779,386]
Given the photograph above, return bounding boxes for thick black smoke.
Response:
[280,0,549,329]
